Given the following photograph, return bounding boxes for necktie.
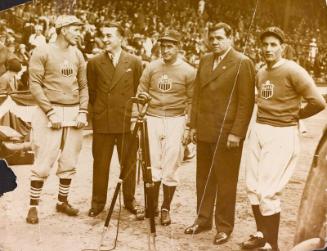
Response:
[213,55,222,70]
[108,53,115,67]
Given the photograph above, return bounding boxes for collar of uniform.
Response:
[161,57,183,66]
[268,58,286,70]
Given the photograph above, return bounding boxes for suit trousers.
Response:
[195,139,243,234]
[91,132,136,210]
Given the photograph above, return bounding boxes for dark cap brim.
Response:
[67,21,83,26]
[58,21,83,29]
[260,31,284,43]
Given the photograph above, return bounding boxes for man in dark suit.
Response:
[184,22,255,245]
[87,23,144,219]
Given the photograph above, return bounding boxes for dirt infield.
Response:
[1,108,326,251]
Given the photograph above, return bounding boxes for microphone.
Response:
[131,92,152,104]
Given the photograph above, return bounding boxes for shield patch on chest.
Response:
[260,80,274,99]
[60,60,74,77]
[157,74,172,92]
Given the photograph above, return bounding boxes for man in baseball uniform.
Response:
[241,27,325,251]
[26,15,88,224]
[133,29,195,225]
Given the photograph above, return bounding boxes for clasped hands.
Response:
[48,112,87,129]
[185,128,241,148]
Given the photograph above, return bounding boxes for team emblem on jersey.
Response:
[157,74,172,92]
[260,80,274,99]
[60,60,74,77]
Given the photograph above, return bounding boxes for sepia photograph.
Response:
[0,0,326,250]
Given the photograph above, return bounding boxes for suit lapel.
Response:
[98,53,115,82]
[201,49,236,88]
[200,53,215,86]
[110,50,129,91]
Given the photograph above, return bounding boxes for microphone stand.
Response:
[90,93,157,251]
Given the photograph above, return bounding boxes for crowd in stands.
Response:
[0,0,326,92]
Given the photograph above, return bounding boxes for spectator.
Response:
[0,58,22,92]
[28,24,46,49]
[16,44,30,66]
[1,0,326,90]
[0,44,8,76]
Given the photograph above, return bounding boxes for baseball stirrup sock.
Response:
[58,178,72,203]
[262,213,280,249]
[161,185,176,211]
[30,180,44,206]
[252,205,264,233]
[268,213,280,249]
[153,181,161,211]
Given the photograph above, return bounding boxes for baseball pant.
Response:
[246,122,300,216]
[30,106,83,181]
[146,115,185,186]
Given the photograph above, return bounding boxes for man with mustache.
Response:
[26,15,88,224]
[241,27,325,251]
[87,23,144,219]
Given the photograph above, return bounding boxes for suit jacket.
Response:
[190,48,255,143]
[87,50,143,134]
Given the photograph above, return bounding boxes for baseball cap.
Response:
[260,26,285,43]
[158,30,182,43]
[55,15,83,29]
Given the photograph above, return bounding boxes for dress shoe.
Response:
[88,207,103,217]
[125,201,145,220]
[213,232,230,245]
[56,202,79,216]
[160,209,171,226]
[258,243,280,251]
[26,206,39,224]
[184,224,212,234]
[241,232,266,249]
